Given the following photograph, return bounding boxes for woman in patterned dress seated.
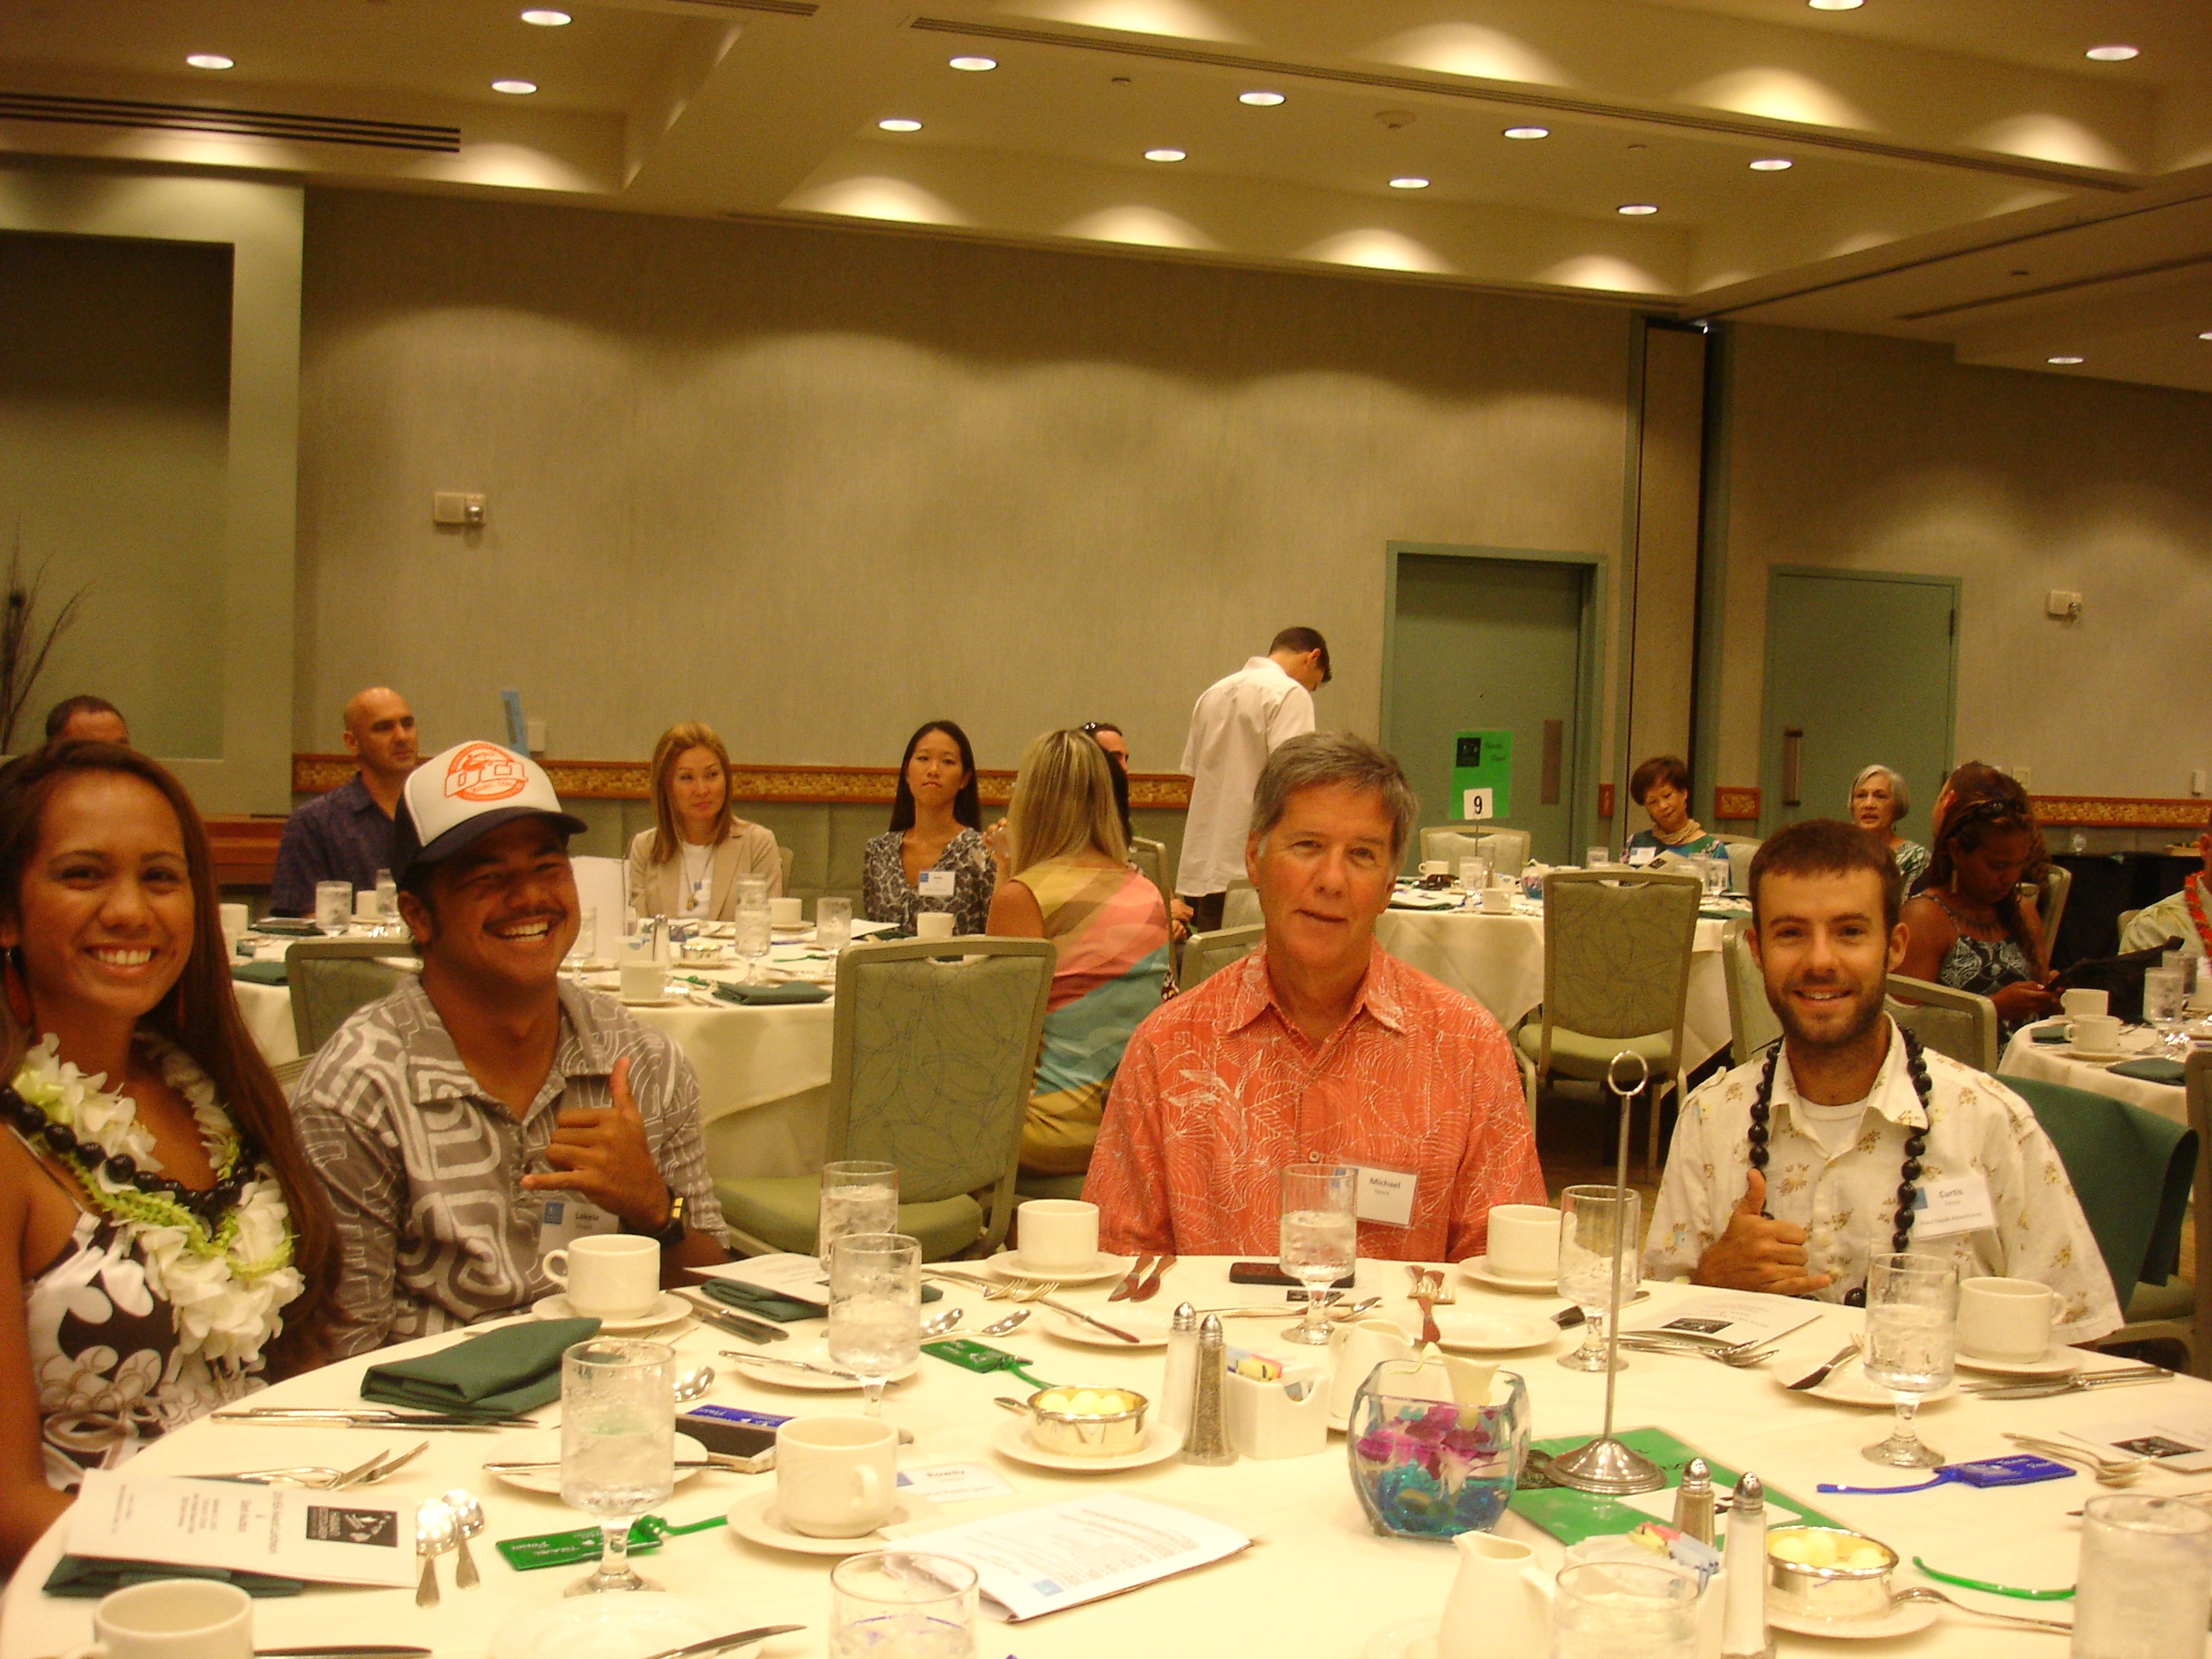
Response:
[0,742,334,1570]
[1898,788,2061,1036]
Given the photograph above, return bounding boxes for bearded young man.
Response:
[1644,818,2119,1342]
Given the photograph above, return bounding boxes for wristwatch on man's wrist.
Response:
[629,1190,687,1247]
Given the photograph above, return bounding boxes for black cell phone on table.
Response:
[1227,1260,1357,1289]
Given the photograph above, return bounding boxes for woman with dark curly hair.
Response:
[1898,777,2060,1034]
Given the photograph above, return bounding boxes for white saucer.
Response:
[532,1290,693,1333]
[987,1253,1125,1284]
[619,993,684,1008]
[1040,1306,1170,1348]
[488,1431,710,1495]
[1767,1600,1940,1640]
[490,1593,725,1659]
[1458,1256,1558,1294]
[989,1415,1182,1472]
[725,1489,941,1557]
[1388,1307,1557,1354]
[1955,1348,2085,1379]
[2064,1047,2128,1064]
[1364,1617,1438,1659]
[726,1345,920,1392]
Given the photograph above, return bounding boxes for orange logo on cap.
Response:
[444,742,530,804]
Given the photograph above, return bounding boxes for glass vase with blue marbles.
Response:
[1347,1360,1530,1540]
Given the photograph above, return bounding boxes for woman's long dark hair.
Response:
[1925,777,2047,949]
[0,741,335,1370]
[1083,722,1133,842]
[888,720,981,833]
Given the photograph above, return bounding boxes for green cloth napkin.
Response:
[700,1278,939,1320]
[44,1557,305,1598]
[2110,1057,2187,1086]
[231,960,288,986]
[2031,1022,2070,1044]
[360,1316,597,1417]
[712,981,830,1006]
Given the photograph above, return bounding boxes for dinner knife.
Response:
[1109,1255,1154,1302]
[1132,1254,1176,1302]
[1967,1368,2174,1401]
[678,1292,788,1345]
[258,1648,434,1656]
[1553,1290,1651,1327]
[635,1625,806,1659]
[212,1409,533,1430]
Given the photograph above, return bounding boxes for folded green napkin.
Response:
[361,1316,597,1417]
[712,981,830,1006]
[231,960,288,986]
[699,1278,937,1319]
[2110,1057,2186,1086]
[44,1557,304,1598]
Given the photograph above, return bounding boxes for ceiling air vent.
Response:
[0,90,460,153]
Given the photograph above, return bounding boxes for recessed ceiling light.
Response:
[185,53,234,69]
[492,79,537,94]
[2199,330,2212,341]
[1502,125,1549,140]
[2085,44,2139,61]
[1749,157,1793,171]
[1238,90,1284,106]
[519,8,571,23]
[1617,203,1658,215]
[1807,0,1863,9]
[878,118,923,132]
[2047,355,2084,364]
[1388,176,1430,189]
[1144,148,1186,162]
[948,55,996,71]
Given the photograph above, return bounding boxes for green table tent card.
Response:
[1510,1426,1846,1547]
[1453,731,1512,821]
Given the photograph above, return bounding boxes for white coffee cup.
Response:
[61,1580,253,1659]
[1419,860,1449,877]
[1016,1198,1099,1270]
[2070,1013,2122,1053]
[775,1414,897,1538]
[218,901,248,940]
[770,896,803,928]
[1485,1204,1562,1282]
[2061,988,2109,1020]
[1326,1317,1417,1421]
[1479,888,1513,915]
[543,1232,661,1320]
[353,890,382,923]
[1957,1276,2057,1365]
[620,963,665,1004]
[915,911,956,940]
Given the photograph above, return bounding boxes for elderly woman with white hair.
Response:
[1850,764,1929,891]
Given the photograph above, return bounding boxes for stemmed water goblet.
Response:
[827,1231,922,1417]
[1557,1184,1639,1371]
[1278,1164,1358,1345]
[558,1337,675,1595]
[1860,1251,1958,1468]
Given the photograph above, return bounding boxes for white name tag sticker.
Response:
[1910,1173,1997,1240]
[1353,1166,1417,1229]
[539,1195,619,1256]
[1625,847,1657,867]
[917,869,957,899]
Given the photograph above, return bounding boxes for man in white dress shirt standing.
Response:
[1174,627,1330,933]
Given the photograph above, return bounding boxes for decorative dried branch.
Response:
[0,527,89,753]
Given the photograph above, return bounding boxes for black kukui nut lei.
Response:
[1746,1027,1935,1308]
[3,1081,252,1225]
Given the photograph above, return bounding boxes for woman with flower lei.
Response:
[0,742,334,1570]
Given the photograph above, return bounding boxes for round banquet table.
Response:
[1998,1025,2192,1129]
[4,1261,2186,1658]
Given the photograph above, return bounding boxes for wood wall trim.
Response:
[293,754,1193,811]
[2030,795,2212,830]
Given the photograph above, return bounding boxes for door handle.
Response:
[1541,720,1563,806]
[1783,728,1803,807]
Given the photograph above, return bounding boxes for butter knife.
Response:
[636,1625,806,1659]
[1132,1254,1176,1302]
[1968,1368,2174,1401]
[1109,1255,1155,1302]
[1784,1339,1862,1392]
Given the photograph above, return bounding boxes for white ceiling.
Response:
[3,0,2208,392]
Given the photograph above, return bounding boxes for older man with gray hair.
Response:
[1086,731,1543,1261]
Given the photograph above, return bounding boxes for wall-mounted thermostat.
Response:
[2044,590,2081,620]
[434,492,486,527]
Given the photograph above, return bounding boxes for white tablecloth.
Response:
[2,1264,2182,1658]
[1999,1025,2192,1128]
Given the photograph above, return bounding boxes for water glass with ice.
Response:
[1279,1164,1358,1346]
[819,1161,899,1263]
[1557,1185,1639,1372]
[735,896,773,985]
[313,881,352,935]
[558,1337,675,1595]
[818,895,853,954]
[2071,1494,2212,1659]
[830,1551,977,1659]
[827,1232,921,1417]
[1860,1251,1957,1468]
[2145,967,2188,1057]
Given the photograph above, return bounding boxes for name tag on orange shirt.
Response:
[1353,1165,1417,1228]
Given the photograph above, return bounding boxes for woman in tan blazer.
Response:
[626,722,782,919]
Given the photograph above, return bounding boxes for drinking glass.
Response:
[827,1232,921,1417]
[1278,1164,1358,1345]
[2145,967,2188,1057]
[564,906,597,970]
[1458,857,1489,895]
[1551,1561,1700,1659]
[558,1337,675,1595]
[735,899,772,985]
[375,866,398,929]
[1702,859,1729,898]
[1860,1251,1958,1468]
[313,880,353,935]
[819,1161,899,1264]
[830,1551,977,1658]
[1585,846,1610,869]
[818,895,854,954]
[1557,1185,1639,1371]
[2071,1494,2212,1659]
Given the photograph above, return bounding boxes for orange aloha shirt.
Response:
[1083,944,1545,1261]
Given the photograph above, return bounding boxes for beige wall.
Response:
[295,189,1638,783]
[1708,323,2212,805]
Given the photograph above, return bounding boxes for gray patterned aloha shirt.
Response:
[293,975,729,1356]
[1644,1018,2122,1343]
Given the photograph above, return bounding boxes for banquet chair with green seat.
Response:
[1127,837,1173,922]
[714,937,1054,1262]
[1221,881,1262,929]
[1883,974,1997,1072]
[1515,870,1702,1168]
[1720,918,1781,1066]
[2000,1066,2203,1374]
[1720,840,1760,895]
[285,938,420,1057]
[2030,864,2072,943]
[1179,924,1263,992]
[1419,824,1533,882]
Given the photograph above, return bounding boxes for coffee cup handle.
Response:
[543,1249,569,1290]
[2064,1021,2076,1042]
[853,1465,882,1513]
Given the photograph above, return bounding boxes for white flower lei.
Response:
[15,1035,302,1370]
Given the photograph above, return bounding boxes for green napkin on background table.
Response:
[699,1278,939,1321]
[712,981,829,1006]
[230,960,288,986]
[2110,1056,2186,1086]
[361,1316,596,1417]
[44,1557,304,1598]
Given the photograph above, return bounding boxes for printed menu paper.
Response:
[886,1493,1251,1621]
[67,1471,416,1587]
[686,1252,830,1309]
[2079,1411,2212,1474]
[1621,1290,1822,1348]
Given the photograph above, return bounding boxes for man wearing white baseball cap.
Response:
[294,740,731,1354]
